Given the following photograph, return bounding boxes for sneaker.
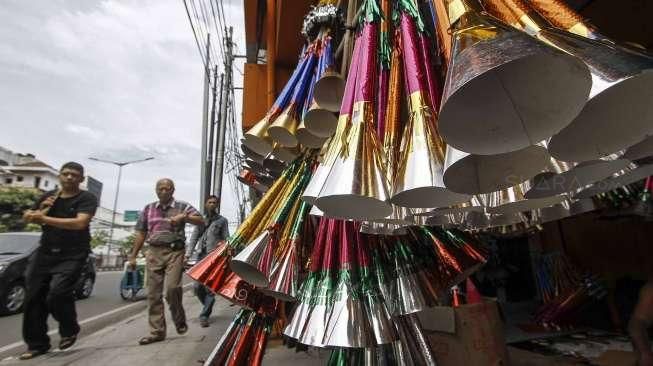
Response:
[199,318,209,328]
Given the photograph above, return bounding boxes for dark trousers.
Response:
[194,250,215,320]
[22,248,87,351]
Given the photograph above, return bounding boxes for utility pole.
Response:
[213,26,233,213]
[211,72,225,193]
[207,66,220,194]
[199,33,211,213]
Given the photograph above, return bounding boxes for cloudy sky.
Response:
[0,0,246,224]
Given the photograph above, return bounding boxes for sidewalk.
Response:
[0,286,330,366]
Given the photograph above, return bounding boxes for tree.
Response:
[90,230,110,249]
[117,232,137,254]
[0,187,42,232]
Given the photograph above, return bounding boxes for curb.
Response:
[0,283,194,360]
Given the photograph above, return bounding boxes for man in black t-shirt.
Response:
[19,162,98,360]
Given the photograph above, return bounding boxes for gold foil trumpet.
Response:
[443,143,550,195]
[531,200,571,224]
[624,136,653,162]
[479,182,567,215]
[390,10,471,209]
[229,231,271,287]
[569,198,601,215]
[245,48,313,154]
[244,158,265,175]
[484,0,653,162]
[244,117,274,157]
[313,70,345,113]
[301,36,362,205]
[262,152,287,175]
[296,120,329,148]
[524,153,631,199]
[313,36,345,113]
[316,101,393,220]
[315,25,393,220]
[434,0,591,155]
[241,144,265,165]
[573,163,653,200]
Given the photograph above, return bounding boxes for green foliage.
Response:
[24,223,42,232]
[117,232,137,253]
[91,230,110,249]
[0,187,42,232]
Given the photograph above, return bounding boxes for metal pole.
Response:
[211,73,225,193]
[213,27,233,213]
[107,164,123,263]
[207,66,220,194]
[199,33,211,213]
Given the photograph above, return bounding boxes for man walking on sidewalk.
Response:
[128,178,203,345]
[186,195,229,327]
[20,162,98,360]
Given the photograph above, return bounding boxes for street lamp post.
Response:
[89,156,154,266]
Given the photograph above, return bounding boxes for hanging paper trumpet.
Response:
[230,159,313,287]
[244,48,311,156]
[326,314,437,366]
[315,1,393,220]
[304,35,341,139]
[268,49,317,147]
[432,0,591,156]
[284,217,489,349]
[391,1,471,208]
[301,36,361,205]
[187,157,313,308]
[203,308,276,366]
[481,0,653,162]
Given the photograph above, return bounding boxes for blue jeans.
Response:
[194,251,215,320]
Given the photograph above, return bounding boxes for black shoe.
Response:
[19,348,49,360]
[59,335,77,350]
[199,318,209,328]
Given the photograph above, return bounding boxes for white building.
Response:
[1,161,61,191]
[0,147,102,198]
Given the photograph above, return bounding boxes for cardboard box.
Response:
[418,301,510,366]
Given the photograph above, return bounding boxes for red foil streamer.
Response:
[356,226,372,268]
[339,34,363,115]
[353,22,378,103]
[226,320,256,366]
[186,242,228,284]
[320,219,338,271]
[377,68,389,138]
[247,325,268,366]
[399,12,427,95]
[339,220,355,271]
[309,216,329,272]
[256,234,276,279]
[418,34,441,111]
[218,271,257,309]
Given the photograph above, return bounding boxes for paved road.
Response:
[0,271,132,348]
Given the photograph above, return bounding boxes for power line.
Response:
[197,0,223,67]
[208,0,227,64]
[182,0,208,72]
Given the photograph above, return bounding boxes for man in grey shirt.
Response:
[186,195,229,327]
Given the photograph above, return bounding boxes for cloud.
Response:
[65,124,104,140]
[0,0,246,222]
